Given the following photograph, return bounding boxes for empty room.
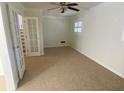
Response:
[0,1,124,91]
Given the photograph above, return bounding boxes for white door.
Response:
[9,8,25,80]
[26,17,41,56]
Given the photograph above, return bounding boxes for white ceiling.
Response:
[22,2,101,16]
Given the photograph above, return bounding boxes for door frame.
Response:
[26,17,41,56]
[0,3,25,90]
[0,3,19,90]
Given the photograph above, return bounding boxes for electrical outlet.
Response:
[60,41,66,43]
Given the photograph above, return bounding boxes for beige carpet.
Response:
[0,76,6,91]
[18,47,124,91]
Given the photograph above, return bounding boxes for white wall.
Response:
[43,16,70,48]
[69,3,124,78]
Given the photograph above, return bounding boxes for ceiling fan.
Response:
[48,2,80,13]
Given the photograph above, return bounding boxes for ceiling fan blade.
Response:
[67,3,78,6]
[68,7,80,11]
[48,7,60,10]
[60,2,66,5]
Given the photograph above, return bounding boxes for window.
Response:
[17,14,23,30]
[74,21,82,32]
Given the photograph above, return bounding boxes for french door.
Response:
[9,7,25,80]
[26,17,41,56]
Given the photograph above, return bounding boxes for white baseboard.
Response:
[44,46,69,48]
[70,46,124,79]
